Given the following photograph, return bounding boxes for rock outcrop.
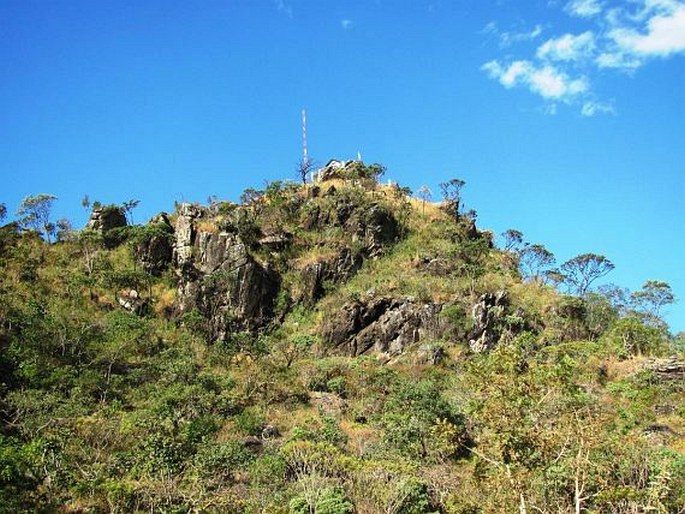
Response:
[87,206,127,232]
[321,295,442,358]
[137,213,174,275]
[468,290,508,353]
[298,247,363,304]
[173,204,279,341]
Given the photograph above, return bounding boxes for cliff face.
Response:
[124,178,501,358]
[172,203,279,340]
[160,181,407,346]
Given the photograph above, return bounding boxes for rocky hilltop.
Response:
[0,161,683,513]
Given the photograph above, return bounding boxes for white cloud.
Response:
[481,0,685,115]
[481,22,544,47]
[609,4,685,57]
[537,31,596,61]
[482,60,588,100]
[581,100,616,116]
[340,19,353,30]
[566,0,603,18]
[595,51,643,69]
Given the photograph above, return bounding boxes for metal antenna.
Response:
[302,108,315,182]
[302,109,308,166]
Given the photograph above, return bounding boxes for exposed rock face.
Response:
[173,204,279,341]
[137,213,174,275]
[299,247,363,304]
[321,295,442,358]
[352,204,399,256]
[469,290,508,353]
[87,206,127,232]
[303,199,399,257]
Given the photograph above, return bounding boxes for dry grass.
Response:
[196,219,220,234]
[153,284,177,316]
[603,355,651,381]
[291,247,341,270]
[407,197,444,220]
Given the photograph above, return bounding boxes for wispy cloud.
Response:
[482,21,544,47]
[274,0,293,18]
[481,0,685,115]
[341,19,353,30]
[537,31,595,62]
[482,60,588,100]
[565,0,603,18]
[581,100,616,117]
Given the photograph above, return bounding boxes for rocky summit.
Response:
[0,163,683,513]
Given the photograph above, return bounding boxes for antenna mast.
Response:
[302,109,309,167]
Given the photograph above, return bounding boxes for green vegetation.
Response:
[0,167,682,513]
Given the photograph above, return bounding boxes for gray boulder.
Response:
[86,205,127,232]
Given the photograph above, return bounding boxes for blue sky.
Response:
[1,0,683,330]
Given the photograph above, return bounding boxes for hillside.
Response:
[1,161,684,513]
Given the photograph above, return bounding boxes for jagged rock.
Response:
[299,247,363,304]
[469,290,508,353]
[117,289,148,315]
[174,203,204,268]
[321,295,442,357]
[351,204,399,256]
[137,212,174,275]
[173,203,279,341]
[86,206,127,232]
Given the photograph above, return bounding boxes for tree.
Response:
[55,218,73,242]
[0,202,7,222]
[417,186,432,215]
[631,280,675,319]
[16,194,57,242]
[439,178,465,220]
[81,195,91,212]
[597,283,631,314]
[296,157,315,184]
[519,243,555,282]
[122,199,140,225]
[560,253,614,296]
[500,229,524,252]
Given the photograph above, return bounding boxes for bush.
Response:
[289,487,354,514]
[381,379,467,461]
[193,440,255,481]
[603,317,668,357]
[234,407,266,436]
